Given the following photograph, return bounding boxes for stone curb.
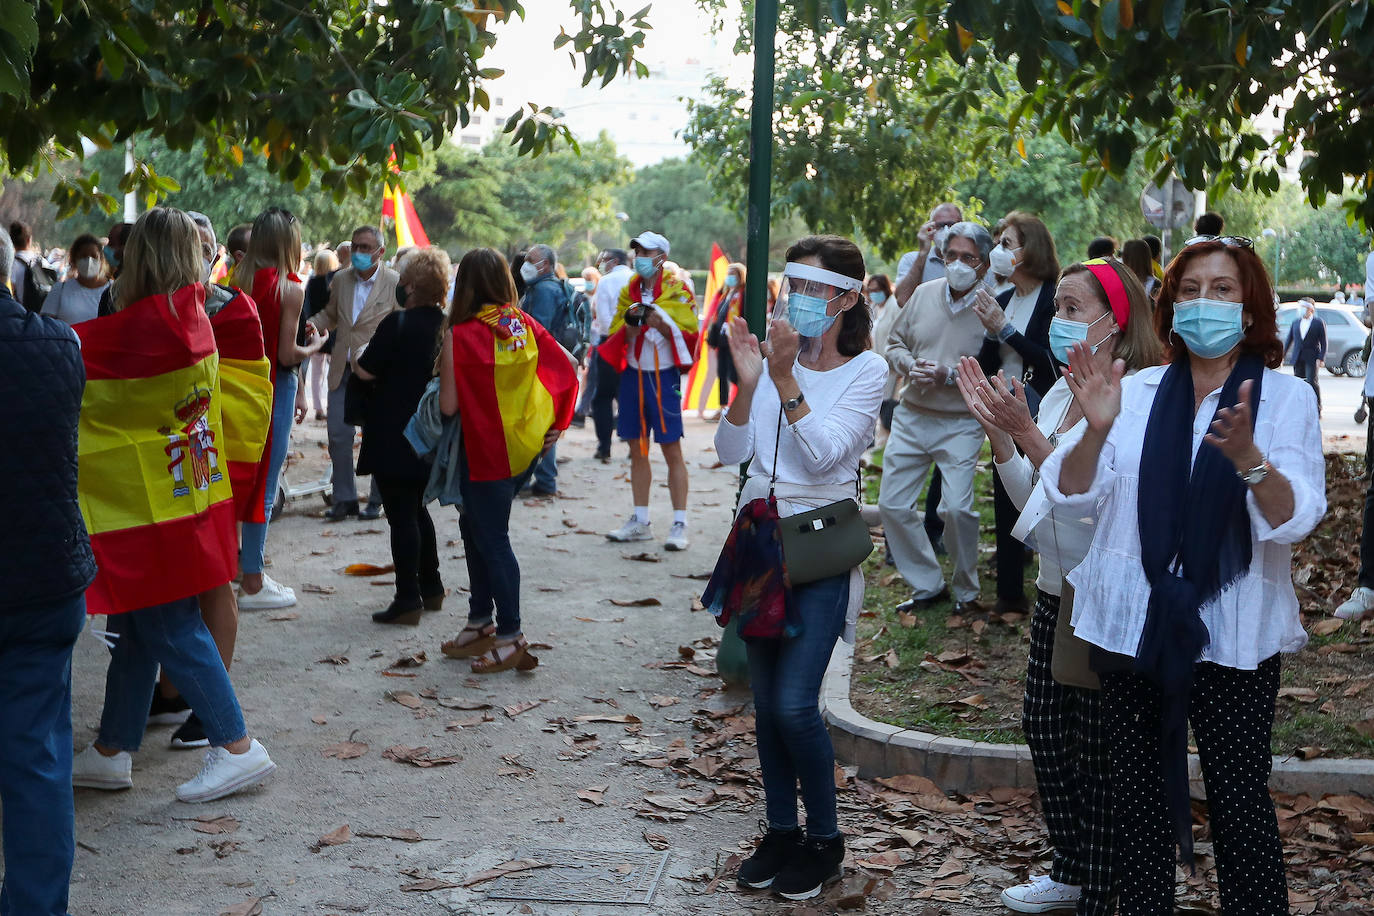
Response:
[819,639,1374,798]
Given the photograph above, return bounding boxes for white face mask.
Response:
[945,260,980,295]
[75,257,101,280]
[519,261,540,284]
[989,243,1019,277]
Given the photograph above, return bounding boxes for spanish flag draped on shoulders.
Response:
[75,283,240,614]
[596,269,699,372]
[449,304,579,482]
[205,285,273,523]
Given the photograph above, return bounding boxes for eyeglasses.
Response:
[1183,235,1254,250]
[946,252,984,268]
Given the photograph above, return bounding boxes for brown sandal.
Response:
[441,623,496,659]
[470,636,539,674]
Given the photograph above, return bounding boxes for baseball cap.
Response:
[630,231,671,255]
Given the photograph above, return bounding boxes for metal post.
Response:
[1274,230,1282,287]
[742,0,778,335]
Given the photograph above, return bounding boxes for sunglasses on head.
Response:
[1183,234,1254,250]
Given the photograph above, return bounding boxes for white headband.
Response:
[782,261,863,293]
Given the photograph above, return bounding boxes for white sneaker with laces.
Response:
[237,574,297,611]
[1335,586,1374,621]
[664,521,689,551]
[71,745,133,790]
[1000,875,1081,913]
[606,516,654,543]
[175,739,276,803]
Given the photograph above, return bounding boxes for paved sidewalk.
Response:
[59,416,1030,915]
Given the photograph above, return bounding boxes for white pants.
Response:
[877,403,985,602]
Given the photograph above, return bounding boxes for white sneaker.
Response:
[72,745,133,791]
[175,739,276,803]
[664,521,689,551]
[237,574,297,611]
[1000,875,1081,913]
[1334,586,1374,621]
[606,516,654,543]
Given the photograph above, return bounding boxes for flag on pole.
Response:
[208,290,274,523]
[682,243,731,411]
[382,182,431,249]
[448,305,579,482]
[76,284,239,615]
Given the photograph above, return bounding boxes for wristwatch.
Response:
[1238,458,1270,486]
[782,392,805,412]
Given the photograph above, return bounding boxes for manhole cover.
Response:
[484,846,670,906]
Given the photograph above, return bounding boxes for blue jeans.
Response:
[241,368,297,575]
[457,467,524,639]
[0,594,85,916]
[532,444,557,492]
[576,353,596,415]
[745,573,849,839]
[97,597,246,751]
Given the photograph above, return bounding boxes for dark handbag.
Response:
[769,409,873,585]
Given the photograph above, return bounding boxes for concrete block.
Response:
[886,730,936,778]
[1013,744,1036,789]
[846,716,904,746]
[968,741,1019,789]
[1271,756,1374,799]
[924,737,975,793]
[850,726,891,778]
[828,722,857,767]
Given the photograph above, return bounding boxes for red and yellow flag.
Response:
[208,290,274,523]
[599,271,699,371]
[383,183,430,249]
[76,284,239,615]
[683,243,731,411]
[450,305,579,482]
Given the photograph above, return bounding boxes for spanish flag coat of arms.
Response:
[75,284,240,615]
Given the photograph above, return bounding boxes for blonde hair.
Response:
[232,207,302,299]
[1060,259,1163,371]
[112,207,202,313]
[400,247,452,307]
[313,248,339,274]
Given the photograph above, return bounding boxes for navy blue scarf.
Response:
[1135,352,1263,867]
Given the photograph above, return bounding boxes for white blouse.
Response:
[1040,364,1326,670]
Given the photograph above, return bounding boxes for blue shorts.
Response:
[617,367,684,444]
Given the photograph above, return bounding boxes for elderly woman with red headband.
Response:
[1041,237,1325,913]
[956,258,1161,915]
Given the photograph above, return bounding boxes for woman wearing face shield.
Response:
[1041,238,1325,912]
[712,236,887,901]
[956,258,1161,915]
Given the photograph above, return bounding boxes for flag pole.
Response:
[742,0,777,336]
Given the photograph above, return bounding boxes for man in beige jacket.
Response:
[309,225,399,521]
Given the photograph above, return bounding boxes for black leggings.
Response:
[716,344,735,407]
[373,474,441,604]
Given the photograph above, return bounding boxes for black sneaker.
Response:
[771,834,844,900]
[170,713,210,749]
[147,691,191,727]
[736,822,802,889]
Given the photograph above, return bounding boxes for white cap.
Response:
[630,231,671,255]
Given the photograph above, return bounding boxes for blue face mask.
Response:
[634,256,658,280]
[352,251,374,273]
[1048,311,1114,365]
[787,293,839,337]
[724,274,738,289]
[1173,297,1244,359]
[870,291,887,306]
[104,245,120,267]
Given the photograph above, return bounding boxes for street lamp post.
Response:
[1262,226,1283,288]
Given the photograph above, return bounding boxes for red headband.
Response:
[1082,259,1130,329]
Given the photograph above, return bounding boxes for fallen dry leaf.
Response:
[301,583,336,595]
[400,877,463,892]
[607,597,662,607]
[387,691,425,709]
[1310,618,1344,636]
[574,615,626,623]
[577,785,608,805]
[624,552,662,562]
[388,651,427,669]
[313,824,351,850]
[643,830,670,850]
[574,713,642,724]
[503,700,542,718]
[268,611,299,621]
[1279,687,1320,703]
[357,828,424,842]
[317,653,349,665]
[344,562,395,576]
[310,715,327,725]
[190,815,239,835]
[218,898,264,916]
[649,695,680,708]
[461,859,551,887]
[321,740,368,760]
[446,714,495,729]
[382,745,462,768]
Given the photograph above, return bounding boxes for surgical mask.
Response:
[351,252,374,273]
[634,256,657,280]
[396,284,409,307]
[1049,311,1115,365]
[519,261,540,284]
[944,260,980,295]
[989,244,1019,277]
[1173,298,1245,359]
[870,291,887,306]
[103,245,120,267]
[75,257,101,280]
[787,293,839,337]
[724,274,738,289]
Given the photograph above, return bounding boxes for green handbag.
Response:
[769,411,873,585]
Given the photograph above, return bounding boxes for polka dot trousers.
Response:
[1102,655,1288,915]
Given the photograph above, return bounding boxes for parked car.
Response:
[1276,303,1368,378]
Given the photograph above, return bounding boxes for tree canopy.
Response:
[697,0,1374,232]
[0,1,649,215]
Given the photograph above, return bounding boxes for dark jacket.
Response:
[977,280,1057,398]
[521,274,570,335]
[356,306,446,480]
[0,288,96,611]
[301,269,338,354]
[1285,314,1327,366]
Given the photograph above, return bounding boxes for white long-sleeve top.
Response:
[994,377,1096,598]
[1040,364,1326,670]
[715,351,887,517]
